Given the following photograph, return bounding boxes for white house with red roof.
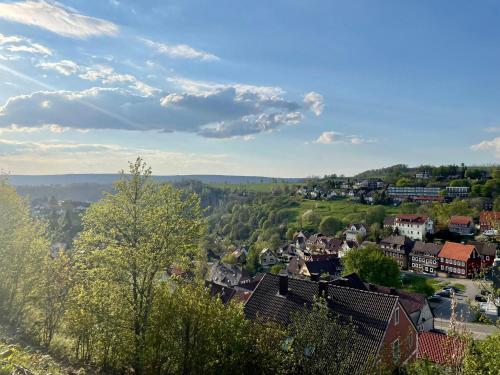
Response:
[393,214,434,241]
[448,215,474,235]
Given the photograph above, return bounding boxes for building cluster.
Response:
[204,209,499,372]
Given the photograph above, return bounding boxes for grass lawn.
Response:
[286,198,401,228]
[401,274,442,296]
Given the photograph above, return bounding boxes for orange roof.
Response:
[438,241,476,262]
[449,216,473,225]
[418,332,465,365]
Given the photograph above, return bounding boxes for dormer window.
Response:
[394,307,400,325]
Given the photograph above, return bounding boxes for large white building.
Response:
[393,214,434,241]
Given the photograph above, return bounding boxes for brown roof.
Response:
[411,241,443,256]
[365,285,426,315]
[450,216,473,225]
[383,216,395,226]
[418,332,466,365]
[469,241,497,257]
[381,235,413,247]
[396,214,430,224]
[438,242,476,262]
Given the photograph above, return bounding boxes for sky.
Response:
[0,0,499,177]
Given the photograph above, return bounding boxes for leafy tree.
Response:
[342,245,400,287]
[301,210,321,231]
[463,333,500,374]
[366,205,386,225]
[318,216,343,236]
[72,158,204,374]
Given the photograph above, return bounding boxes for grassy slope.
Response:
[286,198,401,227]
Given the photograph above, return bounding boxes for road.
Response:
[434,318,499,340]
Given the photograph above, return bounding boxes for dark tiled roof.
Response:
[206,281,236,304]
[365,285,425,315]
[381,235,411,246]
[305,258,342,276]
[331,273,367,290]
[384,216,396,226]
[244,274,398,371]
[411,241,443,256]
[469,241,497,257]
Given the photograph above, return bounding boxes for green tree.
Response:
[366,205,386,225]
[463,333,500,374]
[73,158,204,374]
[318,216,343,236]
[342,245,400,287]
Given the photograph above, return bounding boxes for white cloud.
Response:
[0,138,231,174]
[0,123,73,135]
[483,126,500,133]
[0,86,305,138]
[37,60,80,76]
[0,1,119,39]
[471,137,500,158]
[143,38,219,61]
[313,131,338,144]
[304,91,324,116]
[312,131,375,145]
[0,32,52,56]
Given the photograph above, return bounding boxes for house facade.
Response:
[479,211,500,233]
[380,235,414,269]
[344,223,367,242]
[259,248,278,268]
[438,242,481,278]
[409,241,442,275]
[469,241,497,270]
[393,214,434,241]
[244,274,417,372]
[448,216,474,235]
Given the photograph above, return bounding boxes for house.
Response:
[380,235,414,269]
[365,284,434,332]
[332,274,434,332]
[469,241,497,269]
[479,211,500,233]
[446,186,469,198]
[259,248,278,268]
[293,231,308,249]
[383,216,396,228]
[393,214,434,241]
[344,223,367,242]
[299,258,342,278]
[409,241,442,275]
[338,240,357,258]
[207,262,247,286]
[448,216,474,235]
[417,332,466,367]
[387,186,442,202]
[231,247,248,263]
[438,242,481,278]
[244,274,418,372]
[415,171,430,179]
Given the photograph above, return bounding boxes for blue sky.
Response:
[0,0,498,177]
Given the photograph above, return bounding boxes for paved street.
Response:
[434,318,499,340]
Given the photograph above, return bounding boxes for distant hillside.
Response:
[354,164,411,179]
[7,174,305,186]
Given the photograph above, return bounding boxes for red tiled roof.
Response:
[396,214,429,224]
[438,241,476,262]
[418,332,466,365]
[449,216,473,225]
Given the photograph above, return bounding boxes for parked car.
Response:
[437,290,451,298]
[443,285,459,293]
[428,294,443,302]
[475,295,487,303]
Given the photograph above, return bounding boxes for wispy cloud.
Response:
[0,1,119,39]
[483,126,500,133]
[471,137,500,158]
[143,38,219,61]
[37,60,80,76]
[313,131,375,145]
[0,138,231,174]
[0,32,52,56]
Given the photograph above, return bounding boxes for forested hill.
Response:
[7,174,305,186]
[354,164,411,179]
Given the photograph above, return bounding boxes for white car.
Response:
[484,229,498,236]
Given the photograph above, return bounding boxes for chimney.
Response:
[368,283,376,291]
[279,274,288,295]
[389,287,397,295]
[318,280,329,299]
[310,273,320,282]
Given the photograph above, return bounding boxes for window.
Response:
[429,268,433,273]
[408,333,414,350]
[486,256,490,261]
[394,307,400,325]
[392,339,400,363]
